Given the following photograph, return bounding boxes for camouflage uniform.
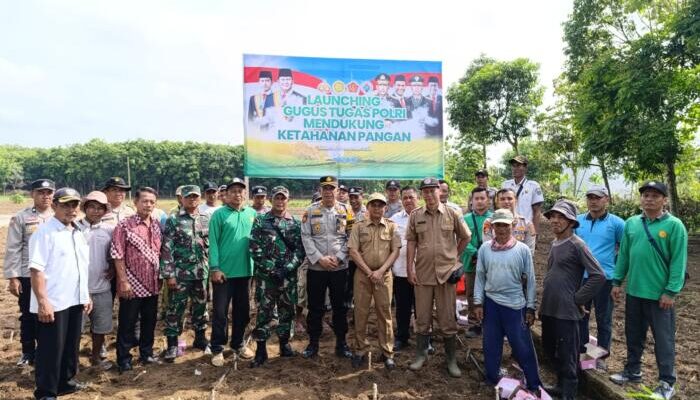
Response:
[160,207,210,338]
[250,211,305,341]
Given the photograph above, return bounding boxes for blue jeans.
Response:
[624,294,676,385]
[482,297,542,391]
[579,279,613,351]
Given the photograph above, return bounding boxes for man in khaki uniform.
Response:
[406,177,470,377]
[4,179,55,366]
[348,193,401,370]
[101,177,135,225]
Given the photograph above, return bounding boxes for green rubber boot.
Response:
[409,334,429,371]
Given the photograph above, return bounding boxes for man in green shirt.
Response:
[610,181,688,400]
[461,187,493,339]
[208,177,257,367]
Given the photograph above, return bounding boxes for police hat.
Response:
[53,187,81,204]
[319,176,338,188]
[348,187,363,196]
[419,177,440,190]
[225,178,246,189]
[475,169,489,177]
[278,68,293,78]
[30,179,55,191]
[385,180,400,190]
[410,75,424,84]
[259,70,272,79]
[102,177,131,191]
[638,180,668,197]
[202,182,218,192]
[251,186,267,196]
[181,185,201,197]
[338,184,349,192]
[509,155,529,165]
[375,73,390,82]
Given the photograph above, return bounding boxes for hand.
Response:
[118,280,134,299]
[611,286,623,302]
[37,300,55,323]
[318,256,338,271]
[578,304,590,316]
[407,269,417,286]
[167,278,177,290]
[8,278,21,297]
[105,267,115,280]
[473,305,483,322]
[210,271,226,284]
[525,310,535,327]
[84,299,93,315]
[369,269,384,285]
[659,294,674,310]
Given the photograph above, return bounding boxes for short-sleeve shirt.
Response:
[405,203,471,285]
[502,178,544,224]
[3,206,53,278]
[110,214,162,297]
[28,217,90,313]
[101,203,136,225]
[77,219,114,294]
[348,218,401,270]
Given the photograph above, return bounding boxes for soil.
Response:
[0,215,697,399]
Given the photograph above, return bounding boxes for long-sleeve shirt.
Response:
[474,240,536,310]
[160,209,210,281]
[300,202,351,272]
[249,211,305,277]
[613,213,688,299]
[540,235,605,321]
[3,206,53,278]
[208,205,256,278]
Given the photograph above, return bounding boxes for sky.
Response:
[0,0,573,165]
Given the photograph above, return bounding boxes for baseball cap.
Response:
[638,180,668,197]
[475,169,489,177]
[366,192,388,205]
[585,185,609,197]
[271,186,290,198]
[509,155,529,165]
[251,186,267,196]
[181,185,201,197]
[54,187,81,203]
[225,177,246,189]
[491,209,515,225]
[202,182,218,192]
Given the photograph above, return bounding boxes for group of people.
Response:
[3,155,688,400]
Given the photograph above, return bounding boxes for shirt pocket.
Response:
[311,220,325,236]
[335,216,347,234]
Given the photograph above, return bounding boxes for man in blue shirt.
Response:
[575,185,624,368]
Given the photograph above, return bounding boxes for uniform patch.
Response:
[302,211,308,223]
[658,230,667,238]
[312,223,321,234]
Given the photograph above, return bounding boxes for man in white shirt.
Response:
[29,188,91,399]
[198,182,221,215]
[502,155,544,234]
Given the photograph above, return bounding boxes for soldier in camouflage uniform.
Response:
[249,186,305,367]
[160,185,211,362]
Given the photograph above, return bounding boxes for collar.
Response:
[642,210,668,222]
[471,209,491,217]
[513,176,527,186]
[367,217,388,227]
[133,214,154,226]
[48,216,79,231]
[585,211,608,221]
[266,211,293,220]
[426,203,446,215]
[178,207,200,217]
[225,204,246,212]
[79,218,103,228]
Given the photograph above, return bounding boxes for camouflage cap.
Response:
[509,155,528,165]
[271,186,290,198]
[181,185,201,197]
[175,185,184,196]
[491,208,515,225]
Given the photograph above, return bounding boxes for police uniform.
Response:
[160,186,211,358]
[100,177,135,225]
[3,179,55,365]
[348,193,401,363]
[384,180,403,218]
[405,75,431,119]
[374,73,394,107]
[300,176,354,357]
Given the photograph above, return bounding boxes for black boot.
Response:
[335,339,352,358]
[193,330,209,351]
[279,336,297,357]
[302,340,319,359]
[164,336,178,363]
[250,341,268,368]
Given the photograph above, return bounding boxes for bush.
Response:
[607,196,699,233]
[10,192,24,204]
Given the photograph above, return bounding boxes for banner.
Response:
[243,54,444,179]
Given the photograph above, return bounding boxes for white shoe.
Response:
[211,352,224,367]
[237,346,255,360]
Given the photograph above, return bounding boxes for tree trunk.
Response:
[482,144,487,169]
[666,160,679,214]
[600,159,612,205]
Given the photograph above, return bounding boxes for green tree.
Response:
[446,55,544,156]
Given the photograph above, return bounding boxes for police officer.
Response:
[337,184,350,204]
[161,185,211,362]
[249,186,305,367]
[406,177,471,378]
[300,176,354,359]
[348,187,366,222]
[374,73,393,107]
[101,177,134,225]
[4,178,55,367]
[384,180,402,218]
[251,186,271,215]
[406,75,431,120]
[502,155,544,234]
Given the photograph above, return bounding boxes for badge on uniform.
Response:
[312,223,321,234]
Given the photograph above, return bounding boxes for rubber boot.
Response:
[561,378,577,400]
[193,330,209,351]
[164,336,178,363]
[409,334,429,371]
[279,336,297,357]
[250,340,268,368]
[444,335,462,378]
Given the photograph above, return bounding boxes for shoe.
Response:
[610,371,642,385]
[427,337,436,355]
[596,358,608,371]
[541,383,562,397]
[379,354,395,370]
[139,355,159,364]
[250,341,268,368]
[57,380,87,396]
[235,345,255,360]
[211,352,225,367]
[393,339,409,352]
[38,397,56,400]
[351,354,364,368]
[118,361,133,373]
[409,334,429,371]
[279,337,297,357]
[464,325,482,339]
[335,341,352,358]
[193,330,209,351]
[164,336,178,363]
[91,358,113,371]
[444,335,462,378]
[652,381,676,400]
[16,353,34,367]
[100,343,108,359]
[302,343,319,359]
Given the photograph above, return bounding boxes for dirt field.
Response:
[0,201,697,399]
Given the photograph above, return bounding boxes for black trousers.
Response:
[345,261,357,307]
[210,277,250,354]
[306,268,348,343]
[116,295,158,365]
[393,276,415,343]
[541,315,580,397]
[34,305,83,399]
[18,277,37,357]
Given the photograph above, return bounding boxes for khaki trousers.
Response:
[353,269,394,357]
[414,283,457,337]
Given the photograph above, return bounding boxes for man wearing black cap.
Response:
[101,177,135,225]
[540,199,605,399]
[390,75,407,109]
[198,182,221,216]
[30,188,91,399]
[426,76,443,136]
[337,184,350,204]
[4,179,55,367]
[469,170,497,211]
[251,186,270,215]
[502,156,544,234]
[248,70,276,130]
[384,180,403,218]
[300,175,354,359]
[609,181,687,400]
[406,75,431,120]
[347,187,366,222]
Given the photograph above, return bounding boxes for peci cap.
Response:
[30,179,55,191]
[202,182,218,192]
[102,177,131,191]
[491,208,515,225]
[251,186,267,197]
[366,192,388,205]
[278,68,293,78]
[319,175,338,188]
[509,155,529,165]
[544,199,580,228]
[225,177,246,189]
[419,177,440,190]
[638,180,668,197]
[385,180,400,190]
[271,186,290,198]
[54,187,81,204]
[259,70,272,79]
[585,185,609,198]
[181,185,201,197]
